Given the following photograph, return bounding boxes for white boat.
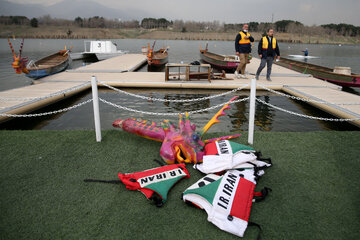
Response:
[70,40,128,61]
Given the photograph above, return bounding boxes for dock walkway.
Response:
[67,54,147,73]
[0,56,359,127]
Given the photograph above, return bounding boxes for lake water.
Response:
[0,38,359,131]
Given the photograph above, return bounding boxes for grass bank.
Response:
[1,25,359,44]
[0,130,359,240]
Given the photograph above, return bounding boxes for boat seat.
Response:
[38,64,54,67]
[32,64,55,69]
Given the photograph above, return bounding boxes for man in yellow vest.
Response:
[255,28,280,81]
[234,24,254,79]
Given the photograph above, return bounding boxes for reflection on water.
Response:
[255,96,274,131]
[147,65,165,72]
[163,93,211,112]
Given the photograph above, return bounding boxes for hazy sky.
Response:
[6,0,360,25]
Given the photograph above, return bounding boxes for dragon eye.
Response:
[192,134,200,141]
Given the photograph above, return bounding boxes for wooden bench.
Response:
[165,63,211,82]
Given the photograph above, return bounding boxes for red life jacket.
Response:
[118,163,190,206]
[85,163,190,207]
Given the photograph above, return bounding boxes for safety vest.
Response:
[262,36,277,49]
[239,31,251,45]
[194,140,272,174]
[118,163,190,206]
[182,169,270,238]
[84,163,190,207]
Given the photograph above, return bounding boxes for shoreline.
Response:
[1,25,359,45]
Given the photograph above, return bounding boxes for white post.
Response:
[91,76,102,142]
[248,78,256,145]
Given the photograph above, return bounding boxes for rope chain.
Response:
[0,99,93,117]
[99,81,249,103]
[258,84,360,105]
[1,81,359,122]
[99,97,250,116]
[256,98,360,122]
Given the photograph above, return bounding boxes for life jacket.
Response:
[85,163,190,207]
[262,36,277,50]
[182,169,271,238]
[239,31,251,45]
[194,140,272,174]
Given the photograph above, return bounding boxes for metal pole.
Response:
[248,78,256,145]
[91,76,102,142]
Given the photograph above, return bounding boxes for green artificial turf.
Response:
[0,130,359,240]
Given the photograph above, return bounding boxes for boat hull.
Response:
[26,63,69,79]
[148,58,168,67]
[148,49,168,67]
[26,52,70,80]
[275,57,360,88]
[200,50,240,71]
[324,78,360,88]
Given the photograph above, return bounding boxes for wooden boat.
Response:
[199,45,240,71]
[275,57,360,88]
[26,50,71,79]
[147,48,168,67]
[146,41,168,67]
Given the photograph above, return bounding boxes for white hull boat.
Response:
[70,40,128,61]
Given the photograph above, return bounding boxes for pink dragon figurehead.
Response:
[113,96,240,164]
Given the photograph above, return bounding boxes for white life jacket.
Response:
[182,169,270,237]
[194,140,272,174]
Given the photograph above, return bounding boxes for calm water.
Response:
[0,38,359,131]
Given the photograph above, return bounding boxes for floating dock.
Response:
[0,81,90,120]
[0,55,359,127]
[67,54,147,73]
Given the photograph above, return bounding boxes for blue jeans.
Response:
[256,57,273,79]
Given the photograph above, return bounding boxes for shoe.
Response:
[266,78,272,81]
[234,71,240,79]
[240,74,248,79]
[255,75,259,80]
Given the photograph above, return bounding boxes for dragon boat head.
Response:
[8,38,29,74]
[12,56,25,74]
[113,96,241,164]
[159,113,205,164]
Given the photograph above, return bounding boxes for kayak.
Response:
[288,55,319,59]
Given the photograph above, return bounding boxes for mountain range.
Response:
[0,0,148,20]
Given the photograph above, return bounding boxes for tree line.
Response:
[1,15,360,37]
[321,23,360,37]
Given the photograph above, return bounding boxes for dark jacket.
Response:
[257,36,280,58]
[235,31,254,54]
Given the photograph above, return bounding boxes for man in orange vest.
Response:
[234,24,254,79]
[255,28,280,81]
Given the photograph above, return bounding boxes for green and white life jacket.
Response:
[85,163,190,207]
[194,140,272,174]
[118,163,190,206]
